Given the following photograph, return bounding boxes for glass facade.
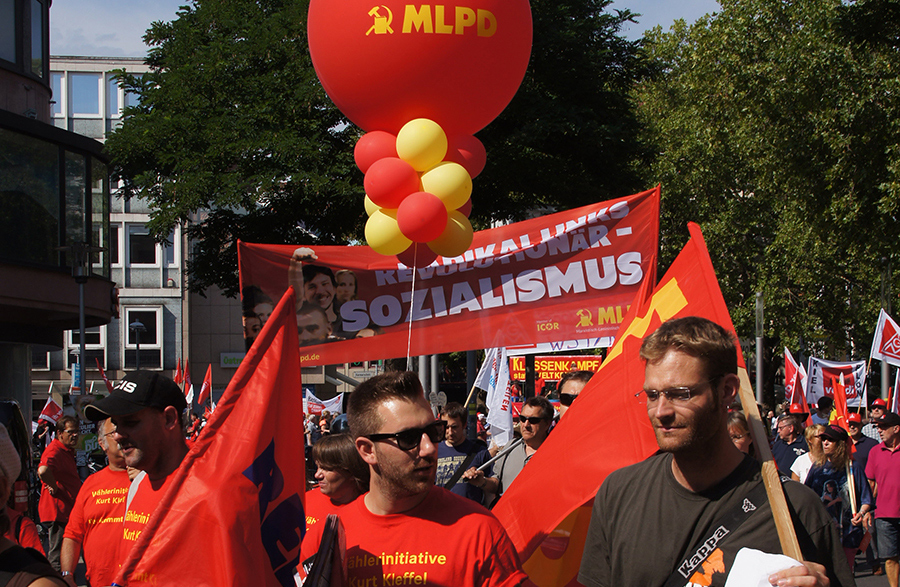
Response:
[30,0,43,78]
[0,0,15,63]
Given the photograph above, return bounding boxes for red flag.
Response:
[94,357,114,394]
[38,397,63,425]
[184,360,194,404]
[114,288,305,586]
[493,222,746,581]
[198,365,212,405]
[174,358,183,385]
[831,374,849,431]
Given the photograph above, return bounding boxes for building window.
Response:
[162,229,178,267]
[1,0,15,64]
[70,73,101,116]
[124,308,161,369]
[127,224,156,265]
[51,72,63,116]
[106,75,120,118]
[66,326,106,369]
[109,223,120,266]
[124,75,142,109]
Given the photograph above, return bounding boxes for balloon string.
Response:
[406,245,417,371]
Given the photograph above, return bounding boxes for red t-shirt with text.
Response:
[118,473,176,563]
[63,466,130,587]
[300,486,526,587]
[38,438,81,523]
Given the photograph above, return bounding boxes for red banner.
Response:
[239,188,659,365]
[492,222,745,585]
[509,355,603,381]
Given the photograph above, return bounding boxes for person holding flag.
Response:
[83,371,189,566]
[578,317,853,587]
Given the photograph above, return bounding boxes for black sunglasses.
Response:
[559,393,577,407]
[365,420,447,451]
[518,415,548,425]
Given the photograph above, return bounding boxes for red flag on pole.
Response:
[492,222,747,583]
[114,288,305,586]
[831,374,850,431]
[184,360,193,404]
[94,357,114,394]
[198,365,212,405]
[38,397,63,425]
[174,358,183,385]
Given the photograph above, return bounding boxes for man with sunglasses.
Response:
[463,397,554,501]
[579,316,852,587]
[557,370,593,418]
[300,371,529,586]
[38,415,83,571]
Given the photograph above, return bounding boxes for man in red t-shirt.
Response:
[38,415,82,570]
[84,370,188,578]
[301,371,529,587]
[60,417,131,587]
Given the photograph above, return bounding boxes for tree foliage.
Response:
[105,0,652,296]
[105,0,361,297]
[635,0,900,381]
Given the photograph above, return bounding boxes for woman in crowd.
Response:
[790,424,824,484]
[305,434,369,533]
[727,411,754,456]
[804,424,873,572]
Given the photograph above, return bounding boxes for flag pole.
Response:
[738,368,803,560]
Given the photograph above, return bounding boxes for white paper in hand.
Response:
[723,548,803,587]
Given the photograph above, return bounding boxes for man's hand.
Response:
[461,467,484,487]
[768,562,829,587]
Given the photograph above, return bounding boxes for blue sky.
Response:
[50,0,721,57]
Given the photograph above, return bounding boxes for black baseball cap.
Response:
[84,371,187,421]
[818,425,849,442]
[876,412,900,429]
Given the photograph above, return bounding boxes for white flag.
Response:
[475,348,513,447]
[871,309,900,367]
[892,368,900,414]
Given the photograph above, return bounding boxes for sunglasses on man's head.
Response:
[518,415,547,425]
[365,420,447,451]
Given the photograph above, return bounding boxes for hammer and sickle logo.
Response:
[366,5,393,35]
[576,309,593,327]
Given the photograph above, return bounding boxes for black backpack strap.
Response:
[0,545,62,586]
[663,480,769,587]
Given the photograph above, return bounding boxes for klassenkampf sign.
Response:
[238,187,659,366]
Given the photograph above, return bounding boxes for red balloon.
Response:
[364,157,420,208]
[355,131,399,173]
[308,0,533,136]
[397,192,449,242]
[396,243,439,268]
[458,198,472,218]
[446,135,487,178]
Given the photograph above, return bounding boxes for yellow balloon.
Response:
[364,195,381,216]
[420,162,472,210]
[366,209,411,256]
[396,119,448,172]
[428,211,473,257]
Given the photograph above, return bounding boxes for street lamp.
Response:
[57,241,101,394]
[129,320,146,370]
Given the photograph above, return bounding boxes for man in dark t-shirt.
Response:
[771,414,809,474]
[435,402,492,504]
[578,317,853,587]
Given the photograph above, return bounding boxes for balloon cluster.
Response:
[356,118,486,261]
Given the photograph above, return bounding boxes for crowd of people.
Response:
[3,315,900,586]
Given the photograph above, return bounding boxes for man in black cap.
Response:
[84,370,188,564]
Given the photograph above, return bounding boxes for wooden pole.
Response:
[738,368,803,560]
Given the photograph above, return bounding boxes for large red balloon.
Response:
[397,191,448,242]
[364,157,420,208]
[396,243,439,268]
[308,0,532,136]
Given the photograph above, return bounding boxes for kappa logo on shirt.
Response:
[678,526,728,578]
[684,548,725,587]
[741,499,756,513]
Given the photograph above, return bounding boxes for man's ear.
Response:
[721,373,741,407]
[163,406,182,431]
[356,437,377,466]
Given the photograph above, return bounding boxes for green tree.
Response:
[635,0,900,398]
[105,0,653,295]
[105,0,360,297]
